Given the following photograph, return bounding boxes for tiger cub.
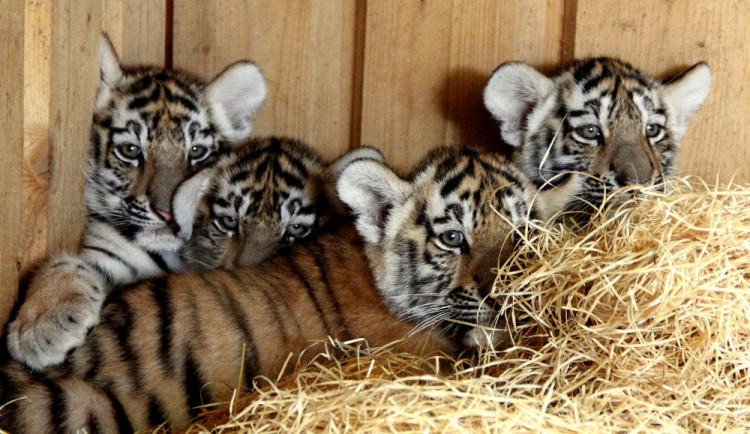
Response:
[6,34,267,371]
[484,57,711,216]
[0,146,538,433]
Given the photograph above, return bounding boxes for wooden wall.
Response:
[1,0,747,326]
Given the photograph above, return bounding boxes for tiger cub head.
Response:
[173,138,384,271]
[88,34,267,253]
[484,57,711,215]
[338,146,540,349]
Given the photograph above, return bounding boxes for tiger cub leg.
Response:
[6,253,108,371]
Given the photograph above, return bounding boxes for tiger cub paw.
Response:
[7,261,105,371]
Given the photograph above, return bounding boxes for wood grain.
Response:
[46,0,103,253]
[573,0,749,183]
[172,0,358,161]
[21,0,53,277]
[0,0,25,329]
[360,0,566,172]
[102,0,166,66]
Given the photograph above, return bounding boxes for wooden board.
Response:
[0,0,25,328]
[573,0,750,183]
[21,0,53,279]
[359,0,566,172]
[172,0,359,161]
[102,0,167,66]
[46,1,103,254]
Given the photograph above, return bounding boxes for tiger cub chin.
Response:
[0,146,540,433]
[484,57,712,217]
[5,34,269,372]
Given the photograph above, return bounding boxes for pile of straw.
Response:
[180,177,750,433]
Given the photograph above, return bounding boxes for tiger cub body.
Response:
[0,146,536,433]
[484,57,711,216]
[6,35,268,371]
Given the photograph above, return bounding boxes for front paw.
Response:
[7,290,102,372]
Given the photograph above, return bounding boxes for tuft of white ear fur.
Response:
[99,33,122,86]
[484,62,553,147]
[337,160,411,244]
[173,168,215,240]
[97,33,123,111]
[206,62,267,144]
[328,146,385,180]
[662,62,712,130]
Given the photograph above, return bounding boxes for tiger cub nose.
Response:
[156,208,173,221]
[616,167,654,186]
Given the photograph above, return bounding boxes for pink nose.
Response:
[156,209,173,221]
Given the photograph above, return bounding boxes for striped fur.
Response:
[6,34,268,372]
[484,57,711,217]
[173,137,384,271]
[0,146,532,432]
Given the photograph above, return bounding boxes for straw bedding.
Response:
[177,177,750,433]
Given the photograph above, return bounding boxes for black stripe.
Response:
[127,95,152,110]
[228,270,290,347]
[87,411,102,434]
[46,380,68,433]
[163,86,199,112]
[440,171,465,198]
[581,70,607,93]
[184,352,207,417]
[200,275,261,384]
[88,262,114,287]
[573,58,598,82]
[82,245,139,275]
[103,387,133,433]
[102,291,143,391]
[286,256,333,336]
[305,242,351,340]
[281,152,310,178]
[147,251,170,273]
[117,222,141,242]
[147,396,168,428]
[125,74,153,95]
[277,168,304,189]
[83,338,102,381]
[229,169,250,184]
[151,277,174,372]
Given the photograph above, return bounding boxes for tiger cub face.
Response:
[88,35,266,253]
[338,147,540,348]
[173,138,384,271]
[484,57,711,215]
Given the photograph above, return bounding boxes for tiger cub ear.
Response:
[206,61,267,144]
[484,62,553,147]
[662,62,711,133]
[173,168,216,240]
[337,159,411,244]
[317,146,386,226]
[96,33,124,111]
[327,146,385,179]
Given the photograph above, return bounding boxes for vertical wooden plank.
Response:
[360,0,566,172]
[102,0,167,66]
[21,0,52,278]
[0,0,25,328]
[172,0,356,161]
[573,0,750,183]
[46,0,103,253]
[359,0,453,172]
